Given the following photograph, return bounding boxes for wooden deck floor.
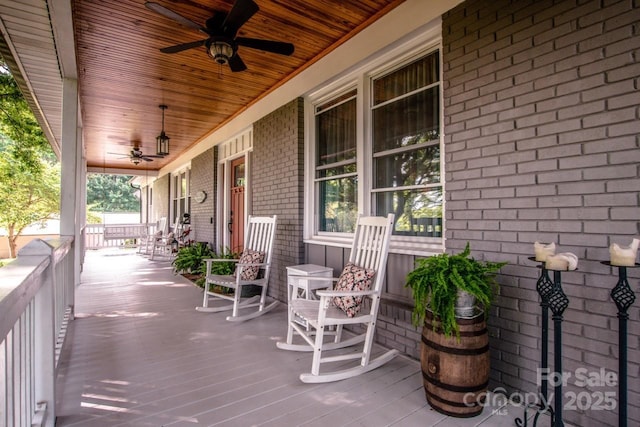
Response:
[55,249,532,427]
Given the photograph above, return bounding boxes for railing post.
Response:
[18,240,57,427]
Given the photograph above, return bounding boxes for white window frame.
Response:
[304,22,444,256]
[171,167,191,229]
[312,86,359,238]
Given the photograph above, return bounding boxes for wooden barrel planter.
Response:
[421,310,490,417]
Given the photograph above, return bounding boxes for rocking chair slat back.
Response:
[350,215,391,281]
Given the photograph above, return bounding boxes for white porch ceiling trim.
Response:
[0,0,67,156]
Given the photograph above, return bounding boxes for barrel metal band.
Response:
[424,387,485,408]
[421,335,490,355]
[423,324,488,337]
[422,370,489,393]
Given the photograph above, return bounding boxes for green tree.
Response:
[0,59,52,169]
[86,173,140,212]
[0,57,60,258]
[0,150,60,258]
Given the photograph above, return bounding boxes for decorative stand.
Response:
[601,261,637,427]
[516,259,569,427]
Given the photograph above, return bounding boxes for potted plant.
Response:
[405,242,506,418]
[406,242,506,337]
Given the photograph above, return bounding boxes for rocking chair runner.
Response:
[196,215,278,322]
[276,214,398,383]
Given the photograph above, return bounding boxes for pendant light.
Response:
[156,104,170,156]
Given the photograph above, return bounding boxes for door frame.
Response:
[228,156,246,252]
[216,128,253,252]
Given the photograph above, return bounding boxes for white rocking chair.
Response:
[152,218,184,260]
[276,214,398,383]
[139,217,167,255]
[196,215,278,322]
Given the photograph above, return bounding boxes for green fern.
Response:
[405,242,506,338]
[172,243,214,275]
[209,246,240,276]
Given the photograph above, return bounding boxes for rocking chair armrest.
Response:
[236,262,268,268]
[203,258,239,264]
[316,289,377,298]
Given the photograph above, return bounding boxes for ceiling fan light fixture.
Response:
[208,41,233,65]
[156,104,170,156]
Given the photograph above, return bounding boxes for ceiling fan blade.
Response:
[145,2,208,34]
[228,54,247,72]
[236,37,294,56]
[141,157,154,162]
[222,0,259,37]
[107,152,132,159]
[160,39,208,54]
[142,154,165,158]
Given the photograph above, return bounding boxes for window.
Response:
[371,52,442,237]
[309,48,443,246]
[315,89,358,233]
[172,169,190,226]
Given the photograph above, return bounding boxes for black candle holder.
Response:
[601,261,638,427]
[516,258,571,427]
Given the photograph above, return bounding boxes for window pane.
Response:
[316,97,356,166]
[233,163,245,187]
[373,52,439,104]
[318,176,357,233]
[374,188,442,237]
[172,199,177,223]
[374,145,440,188]
[373,87,439,152]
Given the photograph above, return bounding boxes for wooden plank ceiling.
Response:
[73,0,405,171]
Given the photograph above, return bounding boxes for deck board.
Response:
[56,249,531,426]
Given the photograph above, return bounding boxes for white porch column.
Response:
[60,77,80,297]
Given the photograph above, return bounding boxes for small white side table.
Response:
[286,264,333,301]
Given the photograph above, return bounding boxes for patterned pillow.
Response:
[332,262,376,318]
[236,249,265,280]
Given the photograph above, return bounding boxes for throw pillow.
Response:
[332,262,376,317]
[236,249,265,280]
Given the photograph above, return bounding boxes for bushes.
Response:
[172,244,239,289]
[172,243,214,275]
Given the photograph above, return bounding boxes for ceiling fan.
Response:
[109,147,164,166]
[145,0,294,72]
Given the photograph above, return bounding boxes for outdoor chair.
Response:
[276,214,398,383]
[139,217,167,255]
[150,231,177,260]
[196,215,278,322]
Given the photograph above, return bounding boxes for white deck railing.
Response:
[0,237,74,427]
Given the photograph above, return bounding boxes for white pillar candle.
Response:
[534,241,556,262]
[609,238,639,266]
[545,253,578,271]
